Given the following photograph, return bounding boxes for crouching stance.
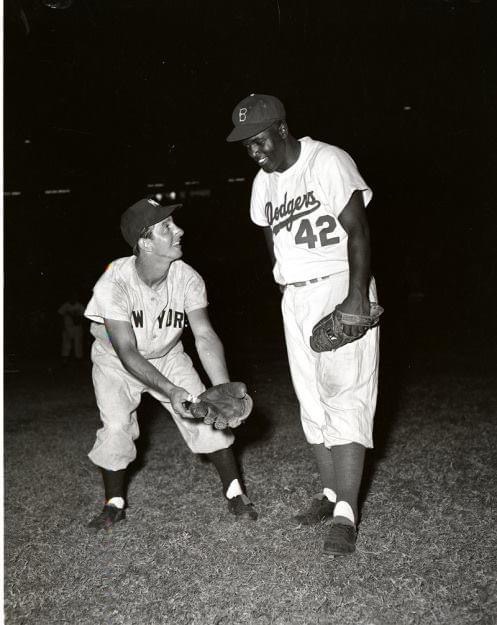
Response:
[85,198,257,530]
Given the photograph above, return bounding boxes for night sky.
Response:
[4,0,496,358]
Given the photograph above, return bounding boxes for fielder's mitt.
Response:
[187,382,253,430]
[310,303,384,352]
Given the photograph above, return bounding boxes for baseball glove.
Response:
[310,303,384,352]
[186,382,253,430]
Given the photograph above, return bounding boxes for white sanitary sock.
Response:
[225,479,243,499]
[323,488,337,503]
[333,501,355,525]
[107,497,125,509]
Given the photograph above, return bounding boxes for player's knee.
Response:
[99,416,139,439]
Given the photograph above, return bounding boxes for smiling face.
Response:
[144,216,184,260]
[242,121,291,173]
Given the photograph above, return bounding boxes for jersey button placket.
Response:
[151,312,160,341]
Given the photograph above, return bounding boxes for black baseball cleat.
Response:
[323,522,357,556]
[293,493,335,525]
[227,494,258,521]
[87,504,126,531]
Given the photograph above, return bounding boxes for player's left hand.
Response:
[335,294,371,338]
[310,300,383,353]
[186,382,253,430]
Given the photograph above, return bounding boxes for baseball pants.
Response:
[282,271,380,448]
[88,342,234,471]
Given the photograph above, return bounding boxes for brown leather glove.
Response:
[310,303,384,352]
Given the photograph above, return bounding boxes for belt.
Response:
[287,274,332,288]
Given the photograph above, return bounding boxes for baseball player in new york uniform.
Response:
[85,198,257,530]
[227,94,380,556]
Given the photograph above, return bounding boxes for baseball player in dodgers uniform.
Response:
[227,94,379,555]
[85,198,257,530]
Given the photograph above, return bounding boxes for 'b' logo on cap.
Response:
[239,108,247,123]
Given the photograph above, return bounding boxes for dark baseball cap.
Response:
[120,198,182,247]
[226,93,286,142]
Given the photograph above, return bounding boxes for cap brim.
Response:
[226,120,279,142]
[150,203,182,225]
[155,204,183,224]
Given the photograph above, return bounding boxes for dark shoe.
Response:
[323,522,357,556]
[87,504,126,531]
[227,494,258,521]
[293,493,335,525]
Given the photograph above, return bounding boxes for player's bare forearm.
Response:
[338,190,372,315]
[263,226,277,267]
[263,226,285,292]
[188,307,230,385]
[104,318,191,415]
[115,347,192,416]
[195,333,230,386]
[347,229,371,300]
[118,347,174,394]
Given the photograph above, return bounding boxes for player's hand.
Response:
[168,386,196,418]
[336,293,371,338]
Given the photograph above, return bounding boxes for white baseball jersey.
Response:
[250,137,372,285]
[84,256,234,470]
[85,256,207,359]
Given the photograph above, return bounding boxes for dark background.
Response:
[4,0,496,367]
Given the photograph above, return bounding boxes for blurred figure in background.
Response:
[58,291,85,362]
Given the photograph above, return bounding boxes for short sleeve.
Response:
[315,146,373,217]
[85,275,131,324]
[250,173,269,227]
[184,269,208,313]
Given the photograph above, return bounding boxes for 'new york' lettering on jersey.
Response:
[85,256,207,359]
[131,308,186,329]
[250,136,373,285]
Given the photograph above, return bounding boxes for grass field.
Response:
[4,324,497,625]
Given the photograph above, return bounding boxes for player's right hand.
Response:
[168,386,195,418]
